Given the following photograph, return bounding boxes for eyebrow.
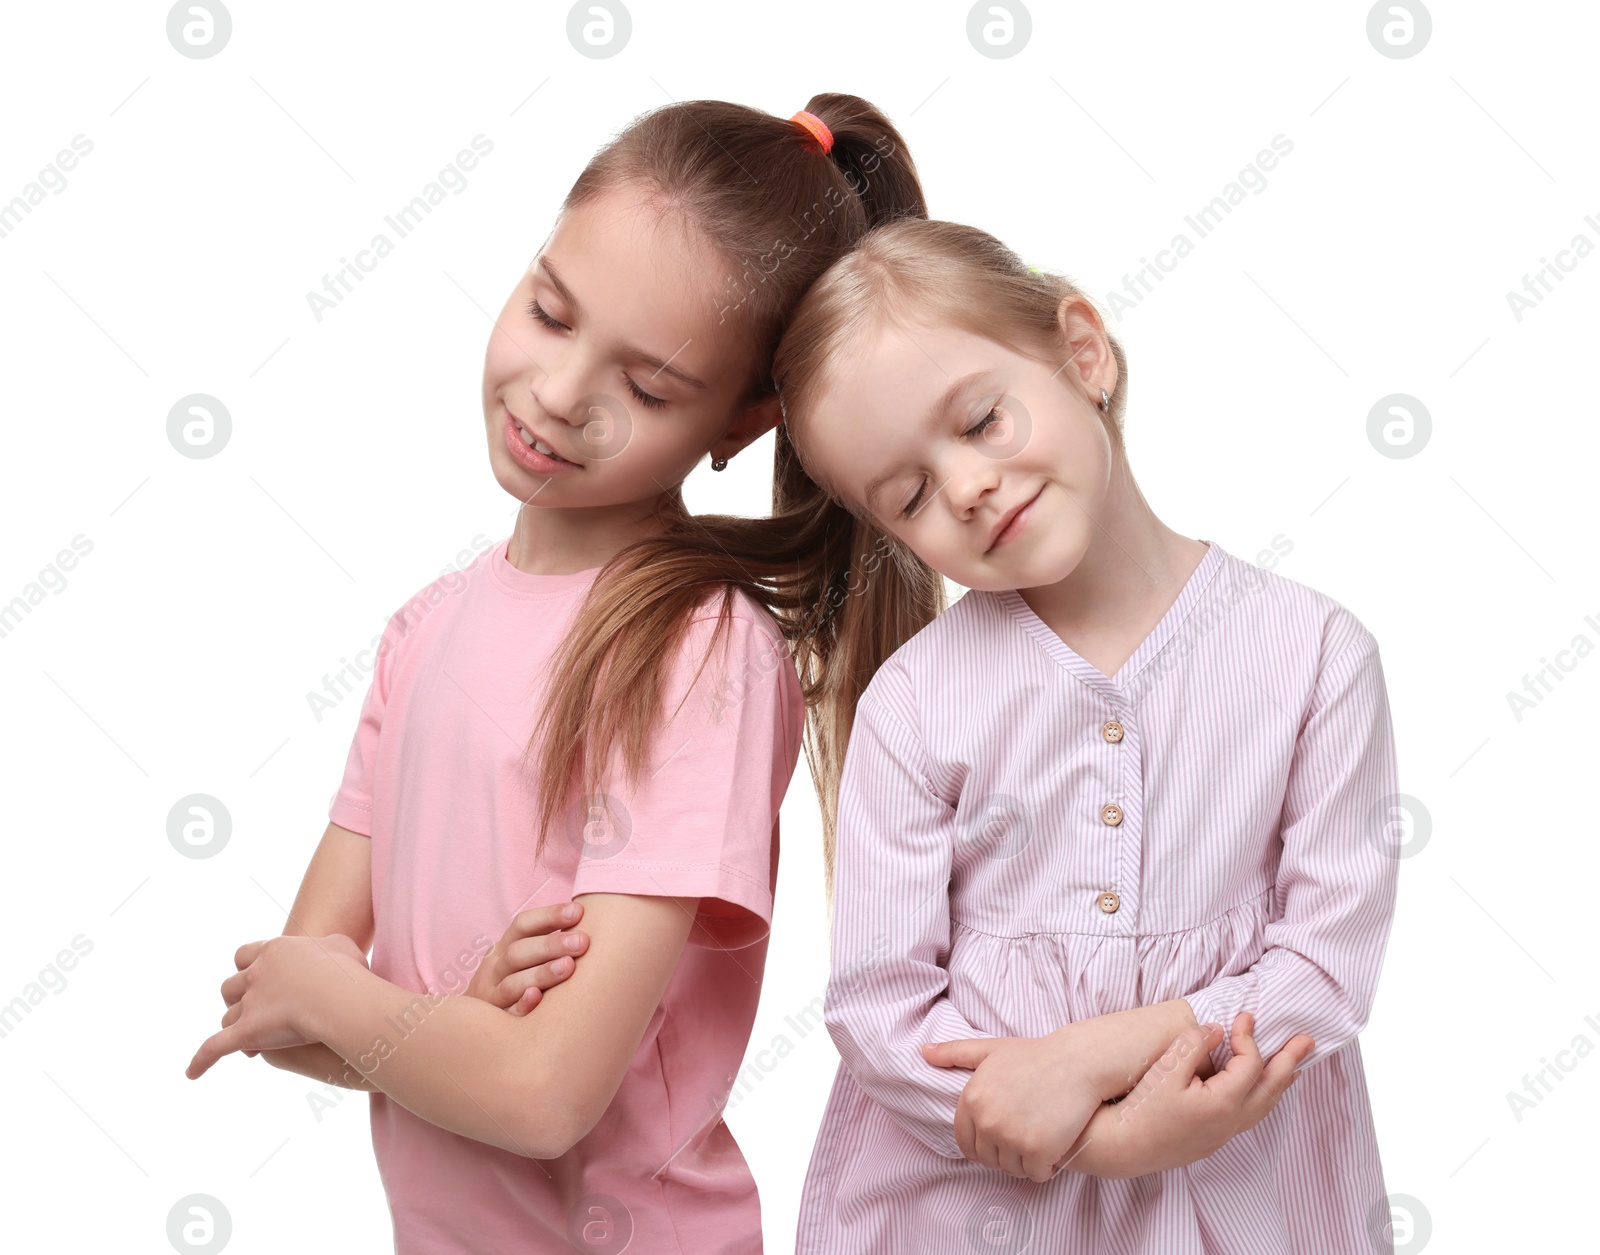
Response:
[863,369,995,508]
[537,257,709,392]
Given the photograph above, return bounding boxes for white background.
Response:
[1,1,1596,1251]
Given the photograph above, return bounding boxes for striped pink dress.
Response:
[796,540,1401,1254]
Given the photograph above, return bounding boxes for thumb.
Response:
[922,1037,997,1069]
[1162,1022,1224,1087]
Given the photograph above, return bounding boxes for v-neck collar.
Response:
[996,540,1225,703]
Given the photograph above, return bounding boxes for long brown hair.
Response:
[523,95,936,890]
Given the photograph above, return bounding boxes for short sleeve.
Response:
[327,606,411,837]
[569,609,803,951]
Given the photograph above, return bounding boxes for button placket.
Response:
[1098,704,1141,930]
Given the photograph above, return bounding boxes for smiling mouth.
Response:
[511,416,574,463]
[986,486,1043,553]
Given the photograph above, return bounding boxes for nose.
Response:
[527,345,590,427]
[942,449,1001,519]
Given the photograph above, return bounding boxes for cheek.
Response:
[604,411,705,479]
[1044,416,1110,481]
[483,328,528,386]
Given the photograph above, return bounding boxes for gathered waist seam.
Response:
[951,883,1276,942]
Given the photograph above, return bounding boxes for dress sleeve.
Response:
[1183,626,1401,1072]
[327,606,411,837]
[569,609,804,951]
[823,659,984,1160]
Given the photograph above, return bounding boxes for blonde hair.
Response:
[773,218,1132,890]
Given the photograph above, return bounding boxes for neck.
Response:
[1019,452,1205,637]
[506,492,678,576]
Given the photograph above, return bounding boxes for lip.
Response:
[985,485,1043,553]
[502,407,581,475]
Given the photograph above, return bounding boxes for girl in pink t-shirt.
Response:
[770,219,1401,1253]
[185,96,932,1254]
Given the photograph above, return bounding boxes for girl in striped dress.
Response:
[772,218,1402,1254]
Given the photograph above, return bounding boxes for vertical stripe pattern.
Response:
[796,541,1401,1255]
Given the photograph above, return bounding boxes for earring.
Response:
[1098,388,1110,413]
[711,456,729,471]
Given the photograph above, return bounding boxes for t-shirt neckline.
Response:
[486,533,603,599]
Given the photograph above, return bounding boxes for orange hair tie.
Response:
[790,109,834,155]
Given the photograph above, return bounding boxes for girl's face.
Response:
[800,306,1119,592]
[482,182,778,509]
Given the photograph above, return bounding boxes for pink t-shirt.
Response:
[328,535,805,1254]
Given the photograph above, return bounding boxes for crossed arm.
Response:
[192,821,697,1160]
[829,637,1396,1179]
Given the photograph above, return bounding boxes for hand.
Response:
[923,1033,1106,1182]
[221,936,369,1059]
[466,902,590,1016]
[188,934,368,1080]
[923,1000,1195,1182]
[1060,1013,1313,1179]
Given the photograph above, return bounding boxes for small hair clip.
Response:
[790,109,834,154]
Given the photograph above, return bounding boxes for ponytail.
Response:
[525,96,931,874]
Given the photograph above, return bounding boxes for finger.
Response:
[219,970,247,1008]
[510,985,542,1016]
[1255,1034,1315,1101]
[922,1037,996,1070]
[502,930,589,974]
[1233,1034,1314,1133]
[231,940,265,971]
[997,1140,1029,1180]
[1023,1146,1059,1184]
[954,1097,978,1161]
[1207,1013,1274,1107]
[186,1028,239,1079]
[1155,1023,1223,1091]
[508,902,583,940]
[502,955,575,1003]
[973,1126,1007,1175]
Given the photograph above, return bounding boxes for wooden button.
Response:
[1103,720,1124,743]
[1098,891,1121,914]
[1100,803,1123,827]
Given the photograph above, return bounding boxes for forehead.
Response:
[542,187,748,371]
[803,320,1002,506]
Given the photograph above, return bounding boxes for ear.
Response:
[709,392,784,463]
[1054,295,1119,403]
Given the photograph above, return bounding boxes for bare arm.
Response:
[262,821,379,1090]
[301,892,697,1158]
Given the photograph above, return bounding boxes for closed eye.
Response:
[899,407,1003,518]
[527,299,667,410]
[527,298,567,331]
